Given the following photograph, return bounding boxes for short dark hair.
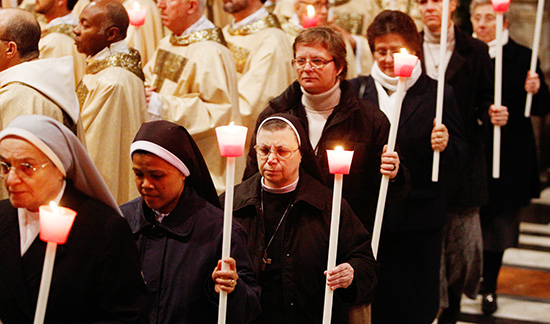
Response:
[0,9,41,60]
[367,10,422,56]
[96,0,130,40]
[293,26,347,80]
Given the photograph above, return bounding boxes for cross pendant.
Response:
[261,251,272,271]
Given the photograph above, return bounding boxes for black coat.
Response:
[244,80,410,232]
[226,172,378,324]
[422,26,495,208]
[121,186,262,324]
[350,74,468,231]
[0,183,148,324]
[483,38,550,211]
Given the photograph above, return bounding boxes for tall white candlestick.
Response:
[493,12,503,179]
[217,157,235,324]
[134,26,142,58]
[372,77,406,257]
[322,173,343,324]
[432,0,450,182]
[33,242,57,324]
[328,0,335,21]
[524,0,545,117]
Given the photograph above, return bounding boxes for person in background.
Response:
[230,113,378,324]
[351,10,467,324]
[470,0,550,315]
[0,115,147,323]
[121,120,261,324]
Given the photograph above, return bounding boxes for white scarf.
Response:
[370,60,422,122]
[474,28,509,59]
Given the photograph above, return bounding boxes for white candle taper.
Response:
[493,12,504,179]
[372,78,406,258]
[524,0,545,117]
[33,242,57,324]
[328,0,335,22]
[432,0,450,182]
[322,147,353,324]
[217,156,235,324]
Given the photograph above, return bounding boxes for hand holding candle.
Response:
[215,122,247,324]
[34,202,77,324]
[302,5,320,28]
[322,146,354,324]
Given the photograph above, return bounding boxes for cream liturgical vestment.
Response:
[39,14,87,86]
[123,0,165,66]
[144,26,240,193]
[77,46,146,205]
[222,10,294,142]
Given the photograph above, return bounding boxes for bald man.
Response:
[75,0,146,204]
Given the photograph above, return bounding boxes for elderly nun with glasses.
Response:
[0,115,147,323]
[120,120,261,324]
[227,113,378,324]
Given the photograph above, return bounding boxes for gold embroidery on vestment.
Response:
[86,48,145,81]
[41,24,76,39]
[170,27,227,47]
[152,49,188,90]
[226,13,281,36]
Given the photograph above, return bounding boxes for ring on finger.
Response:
[230,279,236,287]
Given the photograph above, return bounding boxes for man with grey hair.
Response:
[0,8,81,135]
[470,0,550,316]
[144,0,240,194]
[75,0,146,205]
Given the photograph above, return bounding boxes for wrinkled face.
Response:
[373,33,414,78]
[74,3,111,56]
[132,152,185,214]
[295,0,329,25]
[222,0,249,13]
[0,137,64,212]
[417,0,457,33]
[34,0,56,15]
[471,3,499,44]
[294,43,342,94]
[157,0,192,35]
[256,127,302,188]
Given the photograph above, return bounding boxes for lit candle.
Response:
[215,122,248,157]
[432,0,451,182]
[322,146,354,324]
[393,48,418,77]
[34,202,77,324]
[525,0,544,117]
[491,0,511,12]
[215,122,248,324]
[302,5,320,28]
[491,0,510,179]
[126,1,147,27]
[372,49,417,257]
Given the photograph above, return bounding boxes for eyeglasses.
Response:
[0,161,50,179]
[374,48,401,58]
[292,58,334,70]
[255,145,299,160]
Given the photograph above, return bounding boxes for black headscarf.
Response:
[257,113,325,185]
[130,120,221,208]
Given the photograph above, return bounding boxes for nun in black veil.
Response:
[120,120,261,324]
[224,113,378,324]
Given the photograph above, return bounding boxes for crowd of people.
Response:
[0,0,548,323]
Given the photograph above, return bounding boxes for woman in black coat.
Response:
[350,10,467,324]
[228,114,378,324]
[470,0,550,315]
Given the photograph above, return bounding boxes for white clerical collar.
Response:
[18,180,66,256]
[183,15,216,35]
[89,40,130,61]
[474,28,509,59]
[262,177,299,194]
[232,7,269,29]
[46,12,78,28]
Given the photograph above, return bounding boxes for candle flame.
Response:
[400,48,408,54]
[133,1,141,10]
[229,121,235,126]
[335,146,344,151]
[306,5,315,18]
[49,201,60,216]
